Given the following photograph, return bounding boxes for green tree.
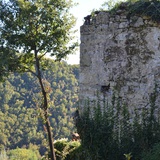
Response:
[0,0,77,159]
[8,148,38,160]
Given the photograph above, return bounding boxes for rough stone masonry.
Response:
[79,8,160,111]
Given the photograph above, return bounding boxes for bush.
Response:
[141,143,160,160]
[7,148,38,160]
[54,138,84,160]
[0,149,8,160]
[76,88,160,160]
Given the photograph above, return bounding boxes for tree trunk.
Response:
[45,117,56,160]
[39,75,57,160]
[35,49,56,160]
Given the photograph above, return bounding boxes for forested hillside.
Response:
[0,59,79,154]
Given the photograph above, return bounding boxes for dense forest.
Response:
[0,59,79,155]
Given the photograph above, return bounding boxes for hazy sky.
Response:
[66,0,107,64]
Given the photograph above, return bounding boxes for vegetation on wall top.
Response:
[105,0,160,23]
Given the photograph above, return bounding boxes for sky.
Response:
[66,0,107,65]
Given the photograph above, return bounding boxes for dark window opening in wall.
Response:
[101,84,110,93]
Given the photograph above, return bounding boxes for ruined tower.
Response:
[79,3,160,110]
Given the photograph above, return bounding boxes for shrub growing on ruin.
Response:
[76,88,160,160]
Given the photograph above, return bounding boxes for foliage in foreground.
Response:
[0,149,8,160]
[141,143,160,160]
[76,87,160,160]
[0,140,82,160]
[7,148,39,160]
[0,145,40,160]
[54,138,83,160]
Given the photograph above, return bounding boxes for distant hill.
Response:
[0,59,79,154]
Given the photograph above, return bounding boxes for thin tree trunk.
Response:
[34,49,56,160]
[45,117,56,160]
[38,70,57,160]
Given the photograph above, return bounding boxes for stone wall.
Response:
[79,10,160,110]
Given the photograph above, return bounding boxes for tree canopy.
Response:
[0,0,77,76]
[0,0,77,159]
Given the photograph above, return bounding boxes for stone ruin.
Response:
[79,3,160,111]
